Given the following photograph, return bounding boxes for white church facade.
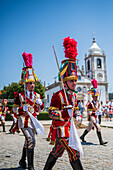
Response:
[44,38,108,109]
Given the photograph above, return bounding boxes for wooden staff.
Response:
[23,63,26,104]
[52,46,70,107]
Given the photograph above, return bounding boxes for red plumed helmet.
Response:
[63,36,78,60]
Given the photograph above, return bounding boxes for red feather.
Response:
[63,36,78,60]
[22,52,33,67]
[91,79,97,88]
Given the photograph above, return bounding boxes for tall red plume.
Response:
[63,36,78,60]
[22,52,33,67]
[91,79,97,88]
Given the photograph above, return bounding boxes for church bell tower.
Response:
[85,37,107,82]
[84,37,108,102]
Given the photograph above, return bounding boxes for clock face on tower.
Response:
[97,73,103,80]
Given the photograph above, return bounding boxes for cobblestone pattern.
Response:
[0,125,113,170]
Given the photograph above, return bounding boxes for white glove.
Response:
[23,105,28,112]
[36,99,42,106]
[12,107,17,113]
[68,108,73,117]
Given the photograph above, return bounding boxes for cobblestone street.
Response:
[0,122,113,170]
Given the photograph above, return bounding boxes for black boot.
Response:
[43,153,57,170]
[70,158,84,170]
[97,131,108,145]
[3,124,6,132]
[27,148,35,170]
[19,147,27,169]
[80,129,89,142]
[9,122,15,133]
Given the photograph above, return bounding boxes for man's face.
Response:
[65,79,77,93]
[93,96,98,102]
[26,82,35,92]
[3,101,7,106]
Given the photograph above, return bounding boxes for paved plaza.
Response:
[0,120,113,170]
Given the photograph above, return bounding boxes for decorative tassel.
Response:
[32,69,39,82]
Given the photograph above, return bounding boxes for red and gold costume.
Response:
[0,105,9,120]
[108,100,113,121]
[87,100,100,132]
[0,99,10,132]
[13,91,44,131]
[13,51,44,170]
[9,110,19,133]
[80,79,107,145]
[44,37,84,170]
[48,89,78,138]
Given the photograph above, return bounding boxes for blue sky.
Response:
[0,0,113,92]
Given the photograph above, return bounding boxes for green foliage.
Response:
[6,113,12,121]
[37,111,51,120]
[6,111,50,121]
[7,103,13,111]
[0,82,24,99]
[35,82,45,99]
[0,81,45,99]
[109,93,113,101]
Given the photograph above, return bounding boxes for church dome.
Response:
[88,38,101,55]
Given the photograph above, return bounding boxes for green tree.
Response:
[35,82,45,99]
[0,81,45,99]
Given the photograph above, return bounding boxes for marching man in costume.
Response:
[9,108,20,133]
[80,79,108,145]
[0,99,10,132]
[13,52,44,170]
[44,37,84,170]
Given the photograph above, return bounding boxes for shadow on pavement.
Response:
[81,142,98,145]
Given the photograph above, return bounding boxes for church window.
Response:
[87,60,90,70]
[97,58,101,68]
[83,86,87,93]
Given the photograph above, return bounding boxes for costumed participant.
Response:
[76,110,83,124]
[80,79,108,145]
[43,37,84,170]
[9,108,20,133]
[108,99,113,121]
[0,103,2,120]
[0,99,10,132]
[13,52,44,170]
[105,101,109,120]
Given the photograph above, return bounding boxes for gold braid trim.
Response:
[48,106,59,110]
[87,108,96,111]
[59,92,66,110]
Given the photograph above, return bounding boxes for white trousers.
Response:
[22,127,36,149]
[87,116,101,132]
